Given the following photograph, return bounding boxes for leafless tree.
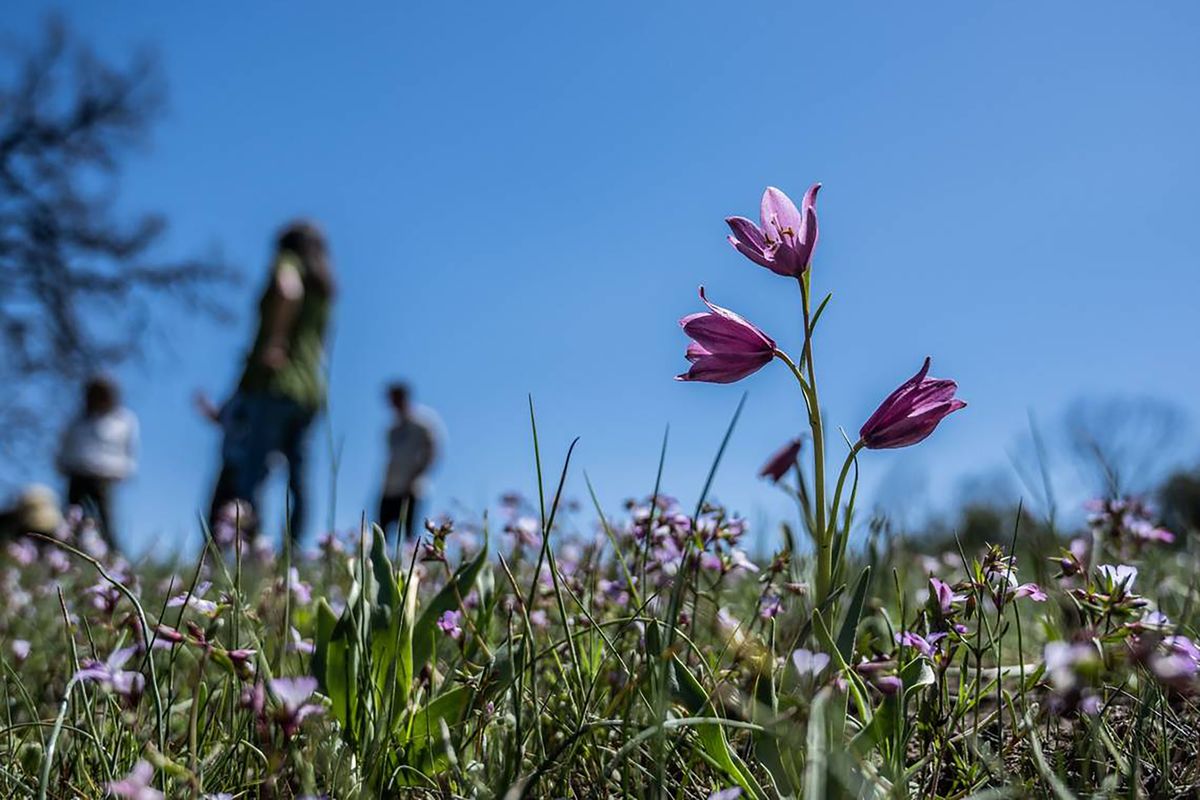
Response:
[1062,396,1188,496]
[0,19,234,464]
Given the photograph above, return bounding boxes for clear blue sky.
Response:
[5,3,1199,556]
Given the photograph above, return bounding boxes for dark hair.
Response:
[277,219,335,296]
[387,382,411,410]
[84,376,119,417]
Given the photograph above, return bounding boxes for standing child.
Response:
[56,377,138,548]
[379,382,441,541]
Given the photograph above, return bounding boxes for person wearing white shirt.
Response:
[378,382,441,541]
[56,377,138,548]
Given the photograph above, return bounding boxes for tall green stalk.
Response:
[797,275,831,602]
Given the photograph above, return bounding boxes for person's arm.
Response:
[259,256,305,371]
[193,390,223,424]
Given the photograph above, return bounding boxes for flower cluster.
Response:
[621,496,757,589]
[1086,496,1175,557]
[677,183,965,604]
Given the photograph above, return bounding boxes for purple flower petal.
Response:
[269,676,317,712]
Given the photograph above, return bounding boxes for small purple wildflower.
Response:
[78,526,109,559]
[74,646,144,698]
[437,610,463,640]
[1163,635,1200,662]
[5,538,36,566]
[107,760,162,800]
[166,581,218,616]
[1139,610,1172,630]
[708,788,743,800]
[506,517,541,549]
[288,567,313,605]
[86,579,123,614]
[896,631,946,658]
[1088,496,1175,552]
[729,548,758,573]
[1097,564,1138,594]
[268,676,323,738]
[874,675,903,695]
[791,648,830,678]
[225,648,257,678]
[45,548,71,574]
[929,576,965,614]
[1044,640,1098,691]
[759,594,783,620]
[316,530,345,557]
[1012,582,1048,602]
[716,607,742,636]
[1079,693,1103,716]
[289,627,316,655]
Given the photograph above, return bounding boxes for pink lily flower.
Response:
[726,184,820,278]
[676,287,776,384]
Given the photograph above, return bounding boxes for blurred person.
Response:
[203,220,335,545]
[56,376,138,548]
[194,390,255,544]
[378,382,441,541]
[0,484,63,541]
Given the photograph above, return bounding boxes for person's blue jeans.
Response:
[221,391,315,544]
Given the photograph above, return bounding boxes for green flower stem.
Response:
[798,274,830,603]
[774,284,832,600]
[828,441,864,542]
[827,441,865,584]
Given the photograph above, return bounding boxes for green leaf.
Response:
[479,638,524,699]
[645,617,662,660]
[403,685,473,750]
[804,687,831,800]
[395,570,420,719]
[812,609,872,747]
[324,613,359,736]
[396,688,472,785]
[368,523,399,610]
[373,569,420,729]
[672,657,768,800]
[312,598,338,692]
[901,658,936,703]
[835,566,871,664]
[412,540,489,675]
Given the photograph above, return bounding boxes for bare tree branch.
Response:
[0,17,236,467]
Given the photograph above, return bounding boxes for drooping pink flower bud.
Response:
[758,437,804,482]
[859,357,966,450]
[929,577,965,614]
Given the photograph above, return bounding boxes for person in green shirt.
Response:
[201,220,335,545]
